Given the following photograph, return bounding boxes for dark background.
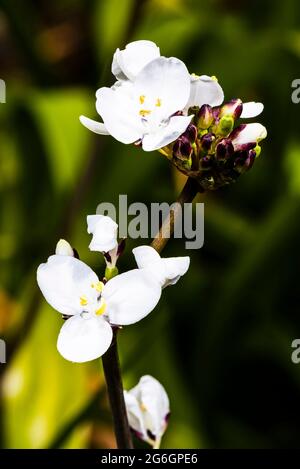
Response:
[0,0,300,448]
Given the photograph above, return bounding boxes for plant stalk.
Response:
[102,177,200,449]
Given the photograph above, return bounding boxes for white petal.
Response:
[79,115,110,135]
[124,391,147,441]
[186,74,224,110]
[142,115,192,152]
[103,269,161,325]
[57,314,112,363]
[96,85,143,144]
[112,40,160,81]
[240,102,264,118]
[132,246,190,288]
[232,123,267,147]
[132,245,161,269]
[160,257,190,287]
[37,255,99,316]
[135,57,191,119]
[87,215,118,252]
[55,239,74,257]
[128,375,170,444]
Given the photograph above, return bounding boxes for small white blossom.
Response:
[124,375,170,448]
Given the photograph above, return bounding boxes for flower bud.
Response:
[173,138,193,161]
[199,132,215,154]
[184,123,197,143]
[216,115,234,136]
[198,104,214,129]
[220,99,243,120]
[55,239,74,257]
[234,149,256,174]
[216,138,234,161]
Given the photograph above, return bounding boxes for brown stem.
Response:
[102,329,134,449]
[151,177,201,253]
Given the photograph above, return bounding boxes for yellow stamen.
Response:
[155,98,162,107]
[95,301,106,316]
[80,296,88,306]
[140,402,147,412]
[91,281,104,293]
[139,95,146,104]
[158,147,170,157]
[191,72,200,78]
[139,109,151,117]
[211,75,218,82]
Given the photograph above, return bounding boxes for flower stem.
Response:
[151,177,201,253]
[102,328,134,449]
[102,177,200,450]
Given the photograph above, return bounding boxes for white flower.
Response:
[81,56,193,152]
[37,255,162,362]
[87,214,118,252]
[111,40,160,81]
[55,239,74,257]
[132,245,190,288]
[124,375,170,449]
[231,123,267,149]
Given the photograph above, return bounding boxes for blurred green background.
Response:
[0,0,300,449]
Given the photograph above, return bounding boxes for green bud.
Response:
[105,266,119,280]
[216,115,234,136]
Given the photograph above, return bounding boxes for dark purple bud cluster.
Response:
[161,99,264,190]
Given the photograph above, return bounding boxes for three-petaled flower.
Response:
[80,40,224,151]
[36,215,190,363]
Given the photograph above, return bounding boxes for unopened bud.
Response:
[183,124,197,143]
[200,132,215,154]
[173,137,193,161]
[220,99,243,120]
[216,115,234,136]
[55,239,74,257]
[216,139,234,161]
[234,149,256,174]
[198,104,214,129]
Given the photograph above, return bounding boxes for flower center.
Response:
[138,95,162,120]
[79,281,106,316]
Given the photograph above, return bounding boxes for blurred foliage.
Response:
[0,0,300,449]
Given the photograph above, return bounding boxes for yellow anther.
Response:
[91,281,104,293]
[95,301,106,316]
[139,95,146,104]
[191,72,200,78]
[80,296,88,306]
[139,109,151,117]
[155,98,162,107]
[140,402,147,412]
[211,75,218,82]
